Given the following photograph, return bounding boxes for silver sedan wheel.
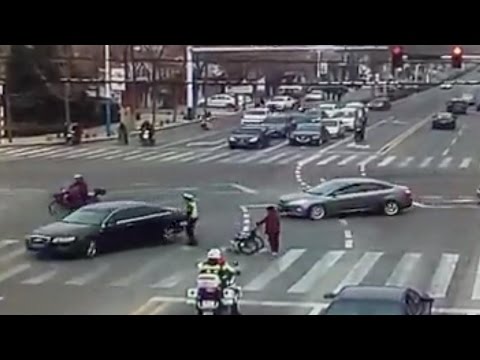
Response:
[309,205,326,221]
[384,201,400,216]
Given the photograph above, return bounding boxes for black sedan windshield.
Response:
[296,124,321,132]
[63,208,112,226]
[325,300,404,315]
[233,128,262,135]
[264,117,288,124]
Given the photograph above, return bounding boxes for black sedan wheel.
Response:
[85,239,98,259]
[309,205,326,221]
[384,201,400,216]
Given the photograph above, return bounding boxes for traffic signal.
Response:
[391,46,404,69]
[452,46,463,69]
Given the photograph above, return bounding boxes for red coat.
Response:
[259,211,281,235]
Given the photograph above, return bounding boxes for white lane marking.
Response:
[2,147,41,155]
[451,137,458,146]
[110,260,160,287]
[61,148,103,159]
[288,251,346,294]
[150,272,185,289]
[123,151,159,161]
[419,157,434,168]
[0,239,20,250]
[385,253,422,287]
[141,151,177,162]
[428,253,460,299]
[197,151,238,163]
[0,263,30,283]
[316,155,340,166]
[108,150,143,160]
[0,248,25,263]
[398,156,415,168]
[307,305,325,316]
[26,148,67,158]
[178,145,226,163]
[277,153,304,165]
[230,183,258,194]
[471,257,480,300]
[244,249,306,292]
[187,139,226,147]
[460,158,472,169]
[442,148,450,157]
[10,147,57,158]
[333,252,384,294]
[65,264,110,286]
[21,268,58,285]
[358,155,378,168]
[338,155,359,166]
[439,157,453,169]
[258,150,293,164]
[158,151,195,162]
[377,156,396,167]
[233,141,289,164]
[66,148,108,159]
[87,149,123,159]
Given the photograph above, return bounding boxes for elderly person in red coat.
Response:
[257,206,281,256]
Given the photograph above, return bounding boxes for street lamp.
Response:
[104,44,112,136]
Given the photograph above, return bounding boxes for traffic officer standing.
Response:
[183,193,199,246]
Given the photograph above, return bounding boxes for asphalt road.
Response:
[3,73,480,315]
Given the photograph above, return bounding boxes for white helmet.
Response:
[207,248,222,261]
[74,174,83,180]
[183,193,195,201]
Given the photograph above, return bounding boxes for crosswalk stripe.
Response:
[288,251,346,294]
[428,253,459,299]
[10,147,55,158]
[419,157,434,168]
[21,268,58,285]
[338,155,359,166]
[197,151,237,163]
[385,253,422,287]
[0,248,25,263]
[471,257,480,300]
[377,156,396,167]
[0,263,30,283]
[159,151,195,162]
[150,272,185,289]
[107,150,142,160]
[333,252,384,294]
[65,264,110,286]
[141,151,177,162]
[460,158,473,169]
[233,141,289,164]
[178,151,216,163]
[316,155,340,166]
[63,148,106,159]
[277,153,304,165]
[110,259,160,287]
[2,147,41,155]
[358,155,378,168]
[398,156,415,168]
[26,148,66,158]
[244,249,306,292]
[57,148,99,159]
[439,157,453,169]
[259,151,294,164]
[122,151,153,161]
[219,152,251,163]
[87,149,122,159]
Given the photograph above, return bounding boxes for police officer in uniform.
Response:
[183,193,199,246]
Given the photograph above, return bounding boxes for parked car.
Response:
[228,126,270,149]
[432,112,457,130]
[289,123,329,146]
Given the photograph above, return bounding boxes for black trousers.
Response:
[186,218,198,245]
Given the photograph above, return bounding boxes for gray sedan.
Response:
[278,178,413,220]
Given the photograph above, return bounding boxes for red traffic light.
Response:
[392,46,402,55]
[453,46,463,56]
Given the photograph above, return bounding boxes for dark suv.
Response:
[262,114,297,138]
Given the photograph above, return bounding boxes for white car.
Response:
[330,108,359,131]
[440,82,453,90]
[318,103,338,112]
[198,94,252,109]
[322,119,346,139]
[265,96,297,111]
[241,108,270,126]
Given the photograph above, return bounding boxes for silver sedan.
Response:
[278,178,413,220]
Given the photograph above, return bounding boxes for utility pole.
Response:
[152,60,157,127]
[129,45,137,119]
[104,44,112,136]
[64,45,72,130]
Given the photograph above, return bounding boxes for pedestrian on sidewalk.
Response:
[257,206,281,257]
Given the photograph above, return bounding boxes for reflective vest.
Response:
[187,200,199,220]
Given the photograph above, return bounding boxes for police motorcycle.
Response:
[229,226,265,256]
[186,262,242,315]
[140,127,155,146]
[65,123,83,146]
[200,111,213,131]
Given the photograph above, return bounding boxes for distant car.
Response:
[330,108,359,131]
[197,94,238,109]
[265,96,298,111]
[304,108,329,119]
[277,85,305,99]
[432,112,457,130]
[240,108,270,126]
[262,114,296,138]
[440,82,453,90]
[229,126,270,149]
[446,98,468,115]
[367,97,392,111]
[301,93,325,110]
[322,119,347,139]
[322,286,434,315]
[291,113,323,125]
[278,177,413,220]
[289,123,328,146]
[25,201,188,258]
[318,103,339,112]
[462,93,475,106]
[344,102,368,124]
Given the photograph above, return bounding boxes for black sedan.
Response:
[367,97,392,111]
[289,123,328,146]
[432,112,457,130]
[228,126,270,149]
[322,286,434,315]
[262,114,297,138]
[25,201,188,258]
[446,98,468,115]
